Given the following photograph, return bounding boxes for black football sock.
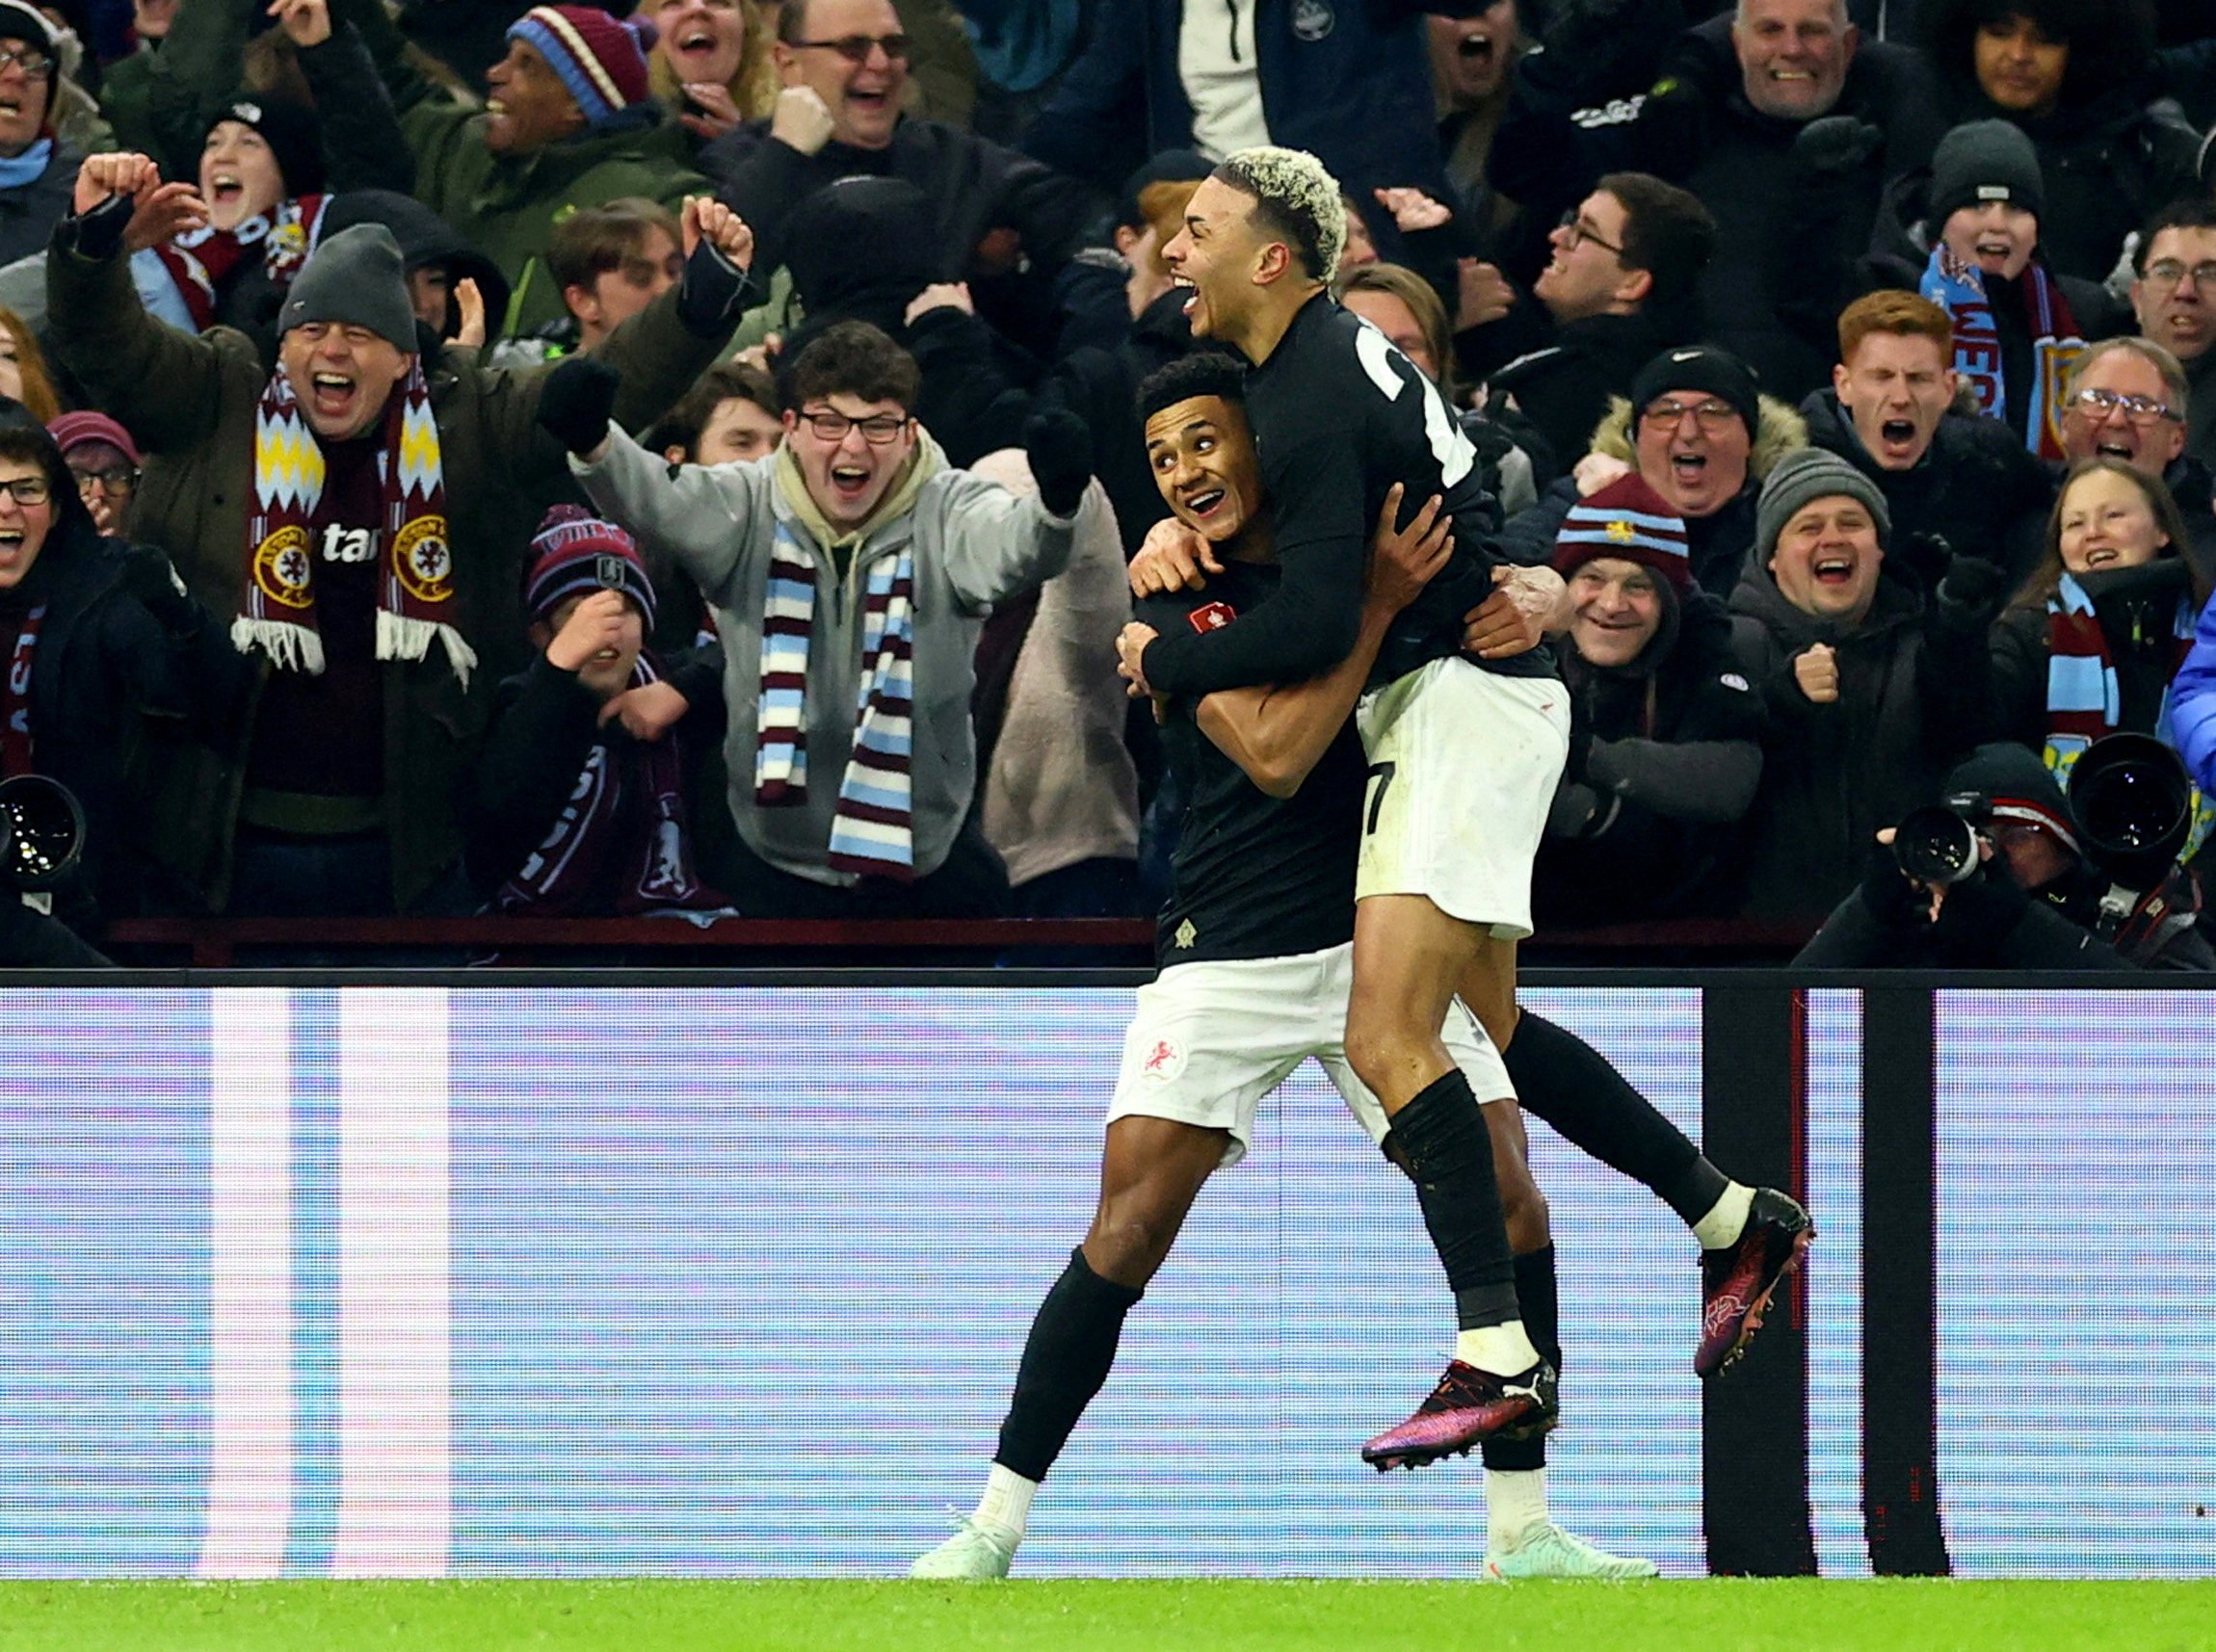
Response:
[1483,1245,1561,1473]
[992,1246,1145,1482]
[1502,1010,1728,1228]
[1391,1069,1520,1329]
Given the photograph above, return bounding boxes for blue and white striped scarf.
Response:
[752,520,917,880]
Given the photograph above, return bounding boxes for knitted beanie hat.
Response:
[1929,118,2045,228]
[1755,448,1891,557]
[524,505,657,629]
[47,410,143,469]
[1552,473,1693,591]
[1628,345,1761,443]
[278,223,416,351]
[507,6,654,130]
[206,96,327,200]
[0,2,56,74]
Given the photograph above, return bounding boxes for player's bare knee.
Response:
[1500,1173,1550,1252]
[1083,1203,1179,1286]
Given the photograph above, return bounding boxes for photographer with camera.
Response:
[1794,739,2213,970]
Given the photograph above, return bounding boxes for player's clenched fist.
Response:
[1794,642,1839,704]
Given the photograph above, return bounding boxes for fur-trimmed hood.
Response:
[1586,392,1809,483]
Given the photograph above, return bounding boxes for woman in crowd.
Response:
[1991,458,2212,863]
[635,0,777,149]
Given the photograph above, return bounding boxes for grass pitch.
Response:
[2,1580,2213,1652]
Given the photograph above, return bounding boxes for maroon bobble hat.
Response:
[524,506,657,629]
[1551,473,1693,592]
[506,7,653,129]
[47,410,143,469]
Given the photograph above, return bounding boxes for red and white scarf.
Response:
[491,655,723,915]
[1,600,42,777]
[240,360,476,687]
[152,196,327,332]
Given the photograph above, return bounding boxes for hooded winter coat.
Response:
[1496,392,1809,599]
[2175,587,2216,796]
[1727,543,1997,922]
[569,424,1075,888]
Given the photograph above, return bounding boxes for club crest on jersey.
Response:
[1189,601,1237,634]
[1140,1036,1187,1082]
[252,525,315,610]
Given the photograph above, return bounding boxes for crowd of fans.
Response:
[5,0,2216,969]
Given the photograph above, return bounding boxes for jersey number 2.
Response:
[1353,321,1475,487]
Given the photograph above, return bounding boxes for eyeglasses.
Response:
[0,475,52,506]
[786,32,910,63]
[0,45,54,76]
[70,464,140,494]
[1640,398,1739,432]
[2143,259,2216,290]
[2070,387,2182,427]
[795,408,909,444]
[1556,208,1622,256]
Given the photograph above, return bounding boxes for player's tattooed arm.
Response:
[1194,486,1450,799]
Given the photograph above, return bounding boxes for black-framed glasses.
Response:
[1640,398,1738,433]
[2143,259,2216,291]
[796,408,909,444]
[1556,207,1622,255]
[2070,387,2182,427]
[0,45,54,76]
[69,464,140,494]
[787,31,910,62]
[0,475,52,506]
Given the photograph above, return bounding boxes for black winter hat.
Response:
[1628,344,1761,442]
[1928,118,2044,229]
[207,96,328,202]
[1942,741,2082,854]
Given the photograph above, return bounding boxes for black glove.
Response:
[536,355,622,457]
[1933,548,2008,633]
[1024,407,1093,518]
[63,191,135,262]
[1930,866,2029,946]
[676,238,754,339]
[117,544,203,635]
[1858,836,1929,930]
[1794,116,1886,175]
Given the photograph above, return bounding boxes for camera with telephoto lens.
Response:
[2066,733,2195,893]
[0,774,85,893]
[1891,790,1992,886]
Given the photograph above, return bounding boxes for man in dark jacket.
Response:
[1489,0,1945,401]
[1804,287,2052,586]
[1795,739,2214,968]
[1466,171,1716,476]
[1534,472,1764,926]
[1727,446,1997,923]
[45,157,754,916]
[700,0,1088,337]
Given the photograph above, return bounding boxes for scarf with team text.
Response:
[241,358,474,686]
[1,600,43,777]
[1920,245,2082,460]
[152,196,327,332]
[492,653,722,914]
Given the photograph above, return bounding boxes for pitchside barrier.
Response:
[0,970,2208,1581]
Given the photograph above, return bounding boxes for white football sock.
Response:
[1486,1467,1549,1551]
[973,1464,1036,1541]
[1693,1182,1755,1251]
[1456,1321,1543,1377]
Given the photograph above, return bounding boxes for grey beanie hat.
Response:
[278,224,417,353]
[1929,118,2045,229]
[1756,448,1891,557]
